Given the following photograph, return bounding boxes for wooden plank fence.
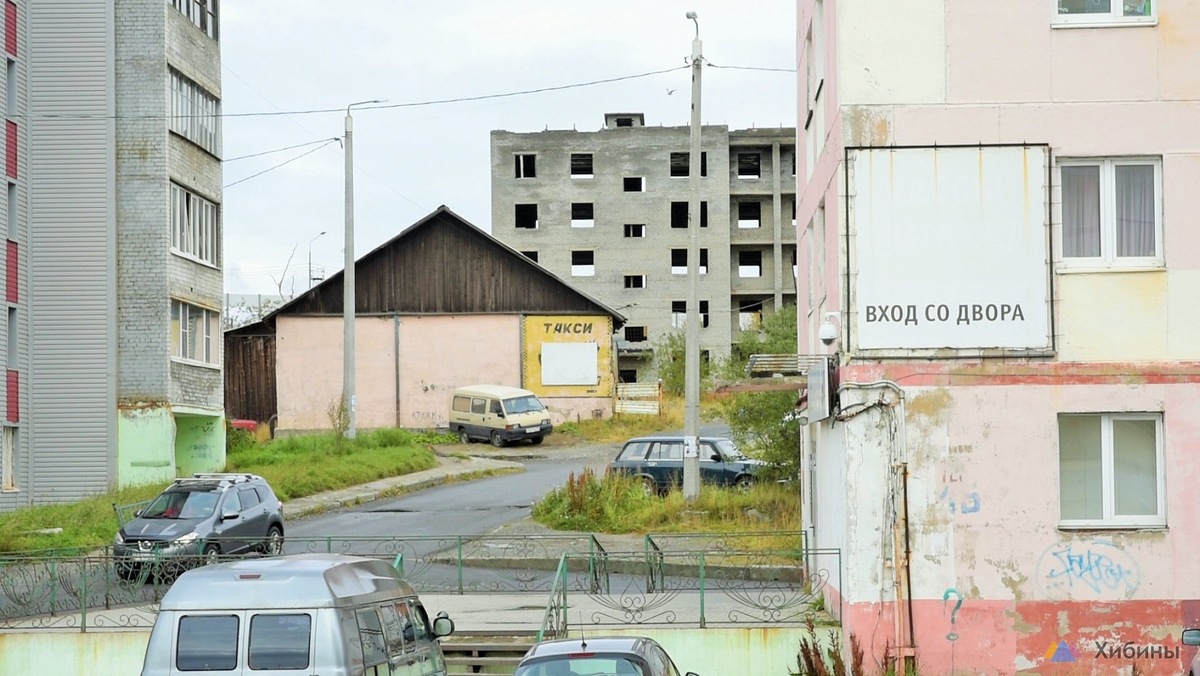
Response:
[615,381,663,416]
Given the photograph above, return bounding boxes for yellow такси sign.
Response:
[521,315,614,398]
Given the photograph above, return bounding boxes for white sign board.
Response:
[850,146,1050,351]
[807,359,830,424]
[540,342,599,386]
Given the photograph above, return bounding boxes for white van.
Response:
[140,554,455,676]
[449,384,553,447]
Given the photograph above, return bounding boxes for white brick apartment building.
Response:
[0,0,225,511]
[491,113,798,381]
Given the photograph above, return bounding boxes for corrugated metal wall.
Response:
[27,0,116,500]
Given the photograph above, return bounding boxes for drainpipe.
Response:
[394,314,401,428]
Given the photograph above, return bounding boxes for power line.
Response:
[707,62,796,73]
[225,137,341,162]
[223,138,340,189]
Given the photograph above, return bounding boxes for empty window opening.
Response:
[739,250,763,277]
[515,204,538,229]
[514,154,536,178]
[670,152,708,177]
[624,223,645,238]
[739,299,765,331]
[624,326,647,342]
[737,153,761,179]
[624,176,645,192]
[571,250,595,277]
[571,203,595,228]
[624,274,646,289]
[571,153,594,178]
[738,201,762,229]
[671,300,710,328]
[670,201,708,229]
[520,250,539,263]
[615,117,634,127]
[618,369,638,383]
[670,248,708,275]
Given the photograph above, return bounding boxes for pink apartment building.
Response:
[795,1,1200,674]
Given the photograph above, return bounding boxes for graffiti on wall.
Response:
[938,469,981,515]
[1036,539,1140,600]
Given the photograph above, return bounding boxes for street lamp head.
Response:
[685,11,699,38]
[346,99,387,115]
[686,11,697,19]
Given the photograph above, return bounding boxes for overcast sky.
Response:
[220,1,797,296]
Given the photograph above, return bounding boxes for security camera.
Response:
[818,319,838,346]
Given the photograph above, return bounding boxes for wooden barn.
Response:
[224,206,625,435]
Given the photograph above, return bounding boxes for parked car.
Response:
[607,435,765,495]
[514,636,698,676]
[114,473,285,579]
[1182,628,1200,675]
[450,384,554,447]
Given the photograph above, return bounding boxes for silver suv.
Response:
[114,473,285,579]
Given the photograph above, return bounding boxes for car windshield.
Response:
[503,395,545,414]
[141,489,220,520]
[715,439,744,459]
[515,657,647,676]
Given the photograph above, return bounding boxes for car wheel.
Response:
[641,477,658,497]
[735,475,754,491]
[203,543,221,566]
[459,428,471,444]
[491,431,506,448]
[265,525,284,555]
[530,436,544,446]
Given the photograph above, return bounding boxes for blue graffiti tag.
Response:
[938,487,982,515]
[1044,543,1138,595]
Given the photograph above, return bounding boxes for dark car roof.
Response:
[524,636,653,659]
[622,436,732,444]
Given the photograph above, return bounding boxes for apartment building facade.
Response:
[491,114,798,381]
[796,1,1200,673]
[0,0,224,511]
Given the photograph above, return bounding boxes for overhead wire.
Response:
[224,137,342,162]
[223,138,341,189]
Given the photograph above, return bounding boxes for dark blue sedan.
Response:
[607,435,765,495]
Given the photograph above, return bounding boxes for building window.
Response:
[570,203,594,228]
[670,248,707,275]
[170,299,220,365]
[5,59,14,112]
[624,326,647,342]
[6,307,15,367]
[515,204,538,229]
[738,201,762,229]
[514,153,536,178]
[570,153,593,178]
[624,274,645,289]
[670,201,707,228]
[790,199,797,226]
[618,369,638,383]
[520,250,538,263]
[738,299,764,331]
[171,183,220,266]
[4,120,14,179]
[170,0,219,39]
[671,300,709,329]
[1058,413,1164,528]
[805,1,826,180]
[5,240,15,303]
[570,250,594,277]
[670,152,708,177]
[738,250,763,277]
[1054,0,1155,25]
[624,223,645,238]
[615,117,635,127]
[624,177,645,192]
[1,425,13,490]
[737,153,761,179]
[169,70,221,155]
[1060,158,1161,267]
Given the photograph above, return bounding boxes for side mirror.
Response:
[221,511,239,521]
[710,453,722,462]
[432,611,455,638]
[1183,628,1200,646]
[134,510,144,518]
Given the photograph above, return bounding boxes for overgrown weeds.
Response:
[532,467,800,537]
[793,617,864,676]
[551,394,723,444]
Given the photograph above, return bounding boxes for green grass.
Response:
[553,394,725,444]
[532,467,800,540]
[0,427,451,554]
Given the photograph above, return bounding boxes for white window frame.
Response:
[170,70,221,155]
[1057,157,1163,270]
[1051,0,1156,27]
[805,1,825,180]
[171,183,221,267]
[171,299,220,366]
[1058,412,1165,529]
[624,274,646,289]
[170,0,219,39]
[514,153,536,179]
[1,425,15,491]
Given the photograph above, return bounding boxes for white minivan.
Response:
[140,553,455,676]
[449,384,553,447]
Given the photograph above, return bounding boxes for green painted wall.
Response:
[0,630,150,674]
[117,406,175,487]
[174,414,226,477]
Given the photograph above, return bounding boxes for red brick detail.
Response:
[840,361,1200,387]
[4,2,14,57]
[5,121,14,179]
[5,370,16,422]
[4,240,14,303]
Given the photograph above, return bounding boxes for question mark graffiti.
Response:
[942,588,963,642]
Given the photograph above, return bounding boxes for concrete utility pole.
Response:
[343,99,383,439]
[683,11,703,501]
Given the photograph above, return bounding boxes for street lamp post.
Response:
[307,231,326,290]
[343,99,384,440]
